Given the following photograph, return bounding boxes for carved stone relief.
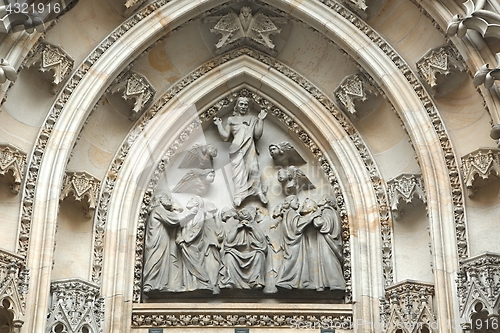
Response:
[461,148,500,198]
[0,249,29,333]
[46,278,104,333]
[416,45,466,97]
[25,42,74,94]
[60,171,100,219]
[387,173,426,220]
[0,144,26,194]
[382,280,436,333]
[205,6,287,54]
[277,166,316,195]
[0,59,17,85]
[457,252,500,332]
[269,142,306,167]
[340,0,386,20]
[334,73,381,120]
[110,71,155,120]
[447,0,500,89]
[124,0,147,16]
[179,143,217,169]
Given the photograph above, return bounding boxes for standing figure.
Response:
[143,193,184,293]
[220,206,267,289]
[214,97,268,206]
[176,196,222,293]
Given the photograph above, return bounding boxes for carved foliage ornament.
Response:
[382,280,436,333]
[334,73,380,120]
[46,279,104,333]
[60,171,100,219]
[461,148,500,198]
[387,173,426,220]
[26,42,74,94]
[0,144,26,194]
[416,46,466,97]
[205,6,286,53]
[111,71,156,120]
[0,249,29,333]
[447,0,500,89]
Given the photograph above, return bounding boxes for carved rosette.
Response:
[461,148,500,198]
[457,253,500,326]
[111,71,156,120]
[0,249,29,333]
[0,144,26,194]
[60,171,100,219]
[334,73,380,120]
[416,46,466,97]
[26,42,74,94]
[382,280,436,333]
[46,279,104,333]
[387,173,426,220]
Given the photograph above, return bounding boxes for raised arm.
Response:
[254,109,267,140]
[213,116,231,141]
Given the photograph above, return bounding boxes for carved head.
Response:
[200,169,216,184]
[239,206,257,223]
[269,144,281,157]
[233,97,250,116]
[240,6,252,18]
[277,168,288,183]
[319,194,337,208]
[300,198,318,215]
[187,196,203,210]
[207,144,218,158]
[221,206,238,222]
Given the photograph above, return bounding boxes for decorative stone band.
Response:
[60,171,101,219]
[334,72,380,120]
[0,249,29,332]
[47,278,104,333]
[25,42,74,94]
[381,280,436,333]
[110,71,156,120]
[457,252,500,325]
[0,143,26,194]
[387,173,427,221]
[416,45,466,97]
[132,303,352,328]
[461,148,500,198]
[446,0,500,89]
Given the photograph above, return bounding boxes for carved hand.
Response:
[213,117,222,126]
[258,109,267,120]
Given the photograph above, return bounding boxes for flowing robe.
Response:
[227,115,265,204]
[311,206,345,290]
[143,205,182,292]
[276,208,315,289]
[220,219,267,289]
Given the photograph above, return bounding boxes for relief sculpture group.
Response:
[143,96,346,296]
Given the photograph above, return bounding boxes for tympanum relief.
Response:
[142,94,345,299]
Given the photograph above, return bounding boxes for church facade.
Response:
[0,0,500,332]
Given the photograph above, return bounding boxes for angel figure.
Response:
[178,143,218,169]
[269,142,306,167]
[172,169,215,196]
[277,166,315,195]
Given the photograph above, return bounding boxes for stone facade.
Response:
[0,0,499,332]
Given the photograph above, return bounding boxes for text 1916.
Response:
[5,2,61,15]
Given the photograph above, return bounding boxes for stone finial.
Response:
[457,253,500,321]
[382,280,436,333]
[205,7,287,54]
[26,42,74,94]
[0,144,26,194]
[447,0,500,89]
[46,278,104,333]
[111,71,155,120]
[0,59,17,85]
[0,249,29,333]
[461,148,500,198]
[60,171,100,219]
[334,73,380,120]
[416,45,466,97]
[387,173,426,220]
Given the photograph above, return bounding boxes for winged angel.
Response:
[179,143,217,169]
[277,166,316,195]
[208,7,286,51]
